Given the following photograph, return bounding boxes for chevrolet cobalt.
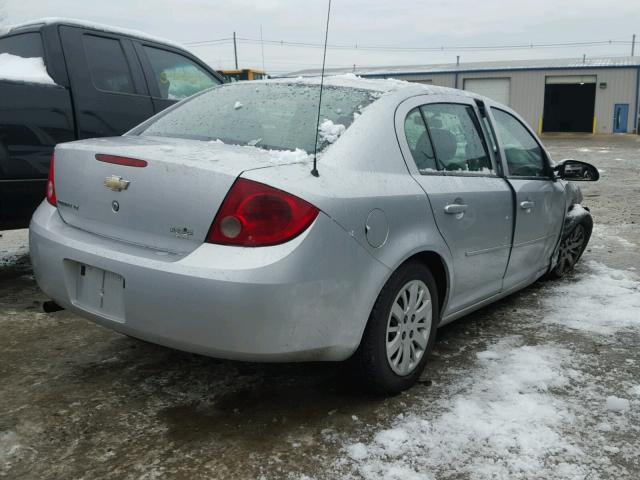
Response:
[29,77,598,394]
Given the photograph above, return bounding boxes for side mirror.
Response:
[554,159,599,181]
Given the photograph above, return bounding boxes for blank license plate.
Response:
[73,263,126,322]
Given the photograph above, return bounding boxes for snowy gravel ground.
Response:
[0,229,28,268]
[1,136,639,479]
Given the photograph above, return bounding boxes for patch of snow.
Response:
[0,53,56,86]
[592,224,637,248]
[543,261,640,335]
[346,443,368,461]
[629,385,640,396]
[0,229,29,267]
[605,396,630,413]
[341,339,580,479]
[0,431,20,465]
[275,73,468,99]
[476,350,500,360]
[319,119,346,144]
[266,148,310,164]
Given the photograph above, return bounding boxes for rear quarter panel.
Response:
[242,94,454,323]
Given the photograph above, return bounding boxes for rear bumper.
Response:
[29,202,389,361]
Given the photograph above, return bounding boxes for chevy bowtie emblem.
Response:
[104,175,130,192]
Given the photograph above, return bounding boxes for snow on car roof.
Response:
[250,73,473,98]
[1,17,187,51]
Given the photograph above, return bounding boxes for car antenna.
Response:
[311,0,332,178]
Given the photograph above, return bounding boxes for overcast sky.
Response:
[4,0,639,74]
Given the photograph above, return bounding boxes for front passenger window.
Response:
[491,108,547,177]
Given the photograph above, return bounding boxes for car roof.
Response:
[1,17,186,51]
[239,74,483,104]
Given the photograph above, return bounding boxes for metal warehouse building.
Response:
[291,57,640,135]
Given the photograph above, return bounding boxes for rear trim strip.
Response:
[96,154,148,168]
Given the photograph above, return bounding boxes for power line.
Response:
[185,36,633,53]
[184,37,233,46]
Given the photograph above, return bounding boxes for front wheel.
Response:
[550,218,592,278]
[352,262,438,395]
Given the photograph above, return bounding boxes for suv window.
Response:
[491,108,547,177]
[404,108,438,172]
[421,103,493,173]
[0,32,44,58]
[83,35,135,94]
[143,46,220,100]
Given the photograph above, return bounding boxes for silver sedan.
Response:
[29,77,599,394]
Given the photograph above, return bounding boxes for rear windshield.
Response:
[134,82,376,153]
[0,32,44,58]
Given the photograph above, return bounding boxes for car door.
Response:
[59,26,155,139]
[133,42,222,113]
[489,106,565,288]
[397,95,514,314]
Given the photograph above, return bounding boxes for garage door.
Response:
[463,78,511,106]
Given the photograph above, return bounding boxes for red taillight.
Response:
[207,178,319,247]
[95,154,148,168]
[46,153,57,206]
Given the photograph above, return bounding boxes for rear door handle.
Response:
[520,200,535,210]
[444,203,468,214]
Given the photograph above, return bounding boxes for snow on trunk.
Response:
[0,53,56,86]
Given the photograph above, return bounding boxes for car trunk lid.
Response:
[53,136,309,254]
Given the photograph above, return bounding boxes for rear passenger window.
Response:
[421,103,493,173]
[144,46,220,100]
[83,35,135,94]
[404,108,438,172]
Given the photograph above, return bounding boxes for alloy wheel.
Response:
[556,224,587,275]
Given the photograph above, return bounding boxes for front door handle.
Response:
[520,200,535,210]
[444,203,468,214]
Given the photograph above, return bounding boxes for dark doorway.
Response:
[543,83,596,132]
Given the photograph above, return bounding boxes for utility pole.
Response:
[260,25,265,73]
[233,31,238,69]
[632,34,636,57]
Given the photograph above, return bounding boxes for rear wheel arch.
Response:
[365,249,450,327]
[401,251,449,319]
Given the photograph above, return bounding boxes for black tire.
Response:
[352,261,439,395]
[549,216,593,279]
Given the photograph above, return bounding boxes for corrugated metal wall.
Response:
[383,68,639,133]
